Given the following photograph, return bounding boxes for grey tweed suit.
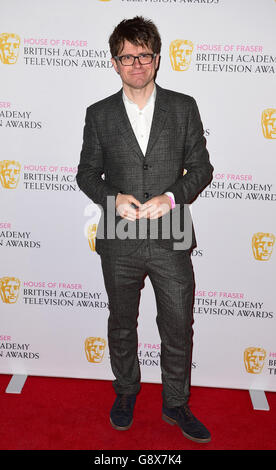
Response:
[77,84,213,407]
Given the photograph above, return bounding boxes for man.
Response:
[77,16,213,443]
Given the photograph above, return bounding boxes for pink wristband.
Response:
[167,195,175,209]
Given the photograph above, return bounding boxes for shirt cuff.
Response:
[165,191,175,209]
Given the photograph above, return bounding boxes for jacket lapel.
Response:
[145,84,169,158]
[113,89,144,161]
[112,84,169,160]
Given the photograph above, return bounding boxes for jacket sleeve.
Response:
[165,97,213,205]
[76,108,120,206]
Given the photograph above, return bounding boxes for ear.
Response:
[155,54,160,70]
[111,57,120,74]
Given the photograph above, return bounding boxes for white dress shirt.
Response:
[123,86,156,156]
[123,86,175,204]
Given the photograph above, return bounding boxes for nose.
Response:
[133,56,142,67]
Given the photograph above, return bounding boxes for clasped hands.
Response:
[116,193,172,221]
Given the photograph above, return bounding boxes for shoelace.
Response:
[177,405,195,421]
[119,395,128,408]
[117,395,132,412]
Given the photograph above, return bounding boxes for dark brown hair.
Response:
[109,16,162,57]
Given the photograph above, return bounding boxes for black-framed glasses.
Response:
[114,53,157,66]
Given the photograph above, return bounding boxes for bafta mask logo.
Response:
[0,33,20,65]
[169,40,194,71]
[87,223,97,251]
[85,337,107,363]
[0,277,20,304]
[252,232,275,261]
[261,109,276,139]
[0,160,21,189]
[244,347,266,374]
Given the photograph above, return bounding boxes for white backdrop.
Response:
[1,0,275,392]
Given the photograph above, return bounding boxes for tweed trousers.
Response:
[100,239,195,408]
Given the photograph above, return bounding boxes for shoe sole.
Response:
[110,417,133,431]
[162,413,211,444]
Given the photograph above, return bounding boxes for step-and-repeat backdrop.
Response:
[1,0,275,392]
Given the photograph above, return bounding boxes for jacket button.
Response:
[143,164,148,170]
[144,192,149,199]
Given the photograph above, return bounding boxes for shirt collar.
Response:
[123,84,156,110]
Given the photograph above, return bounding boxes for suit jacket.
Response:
[77,84,213,255]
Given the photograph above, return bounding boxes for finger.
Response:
[121,207,140,220]
[147,203,169,219]
[127,205,140,217]
[138,202,154,215]
[138,207,153,218]
[124,215,137,221]
[149,210,162,219]
[129,196,142,208]
[147,209,160,219]
[117,203,137,216]
[119,210,136,221]
[149,202,170,217]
